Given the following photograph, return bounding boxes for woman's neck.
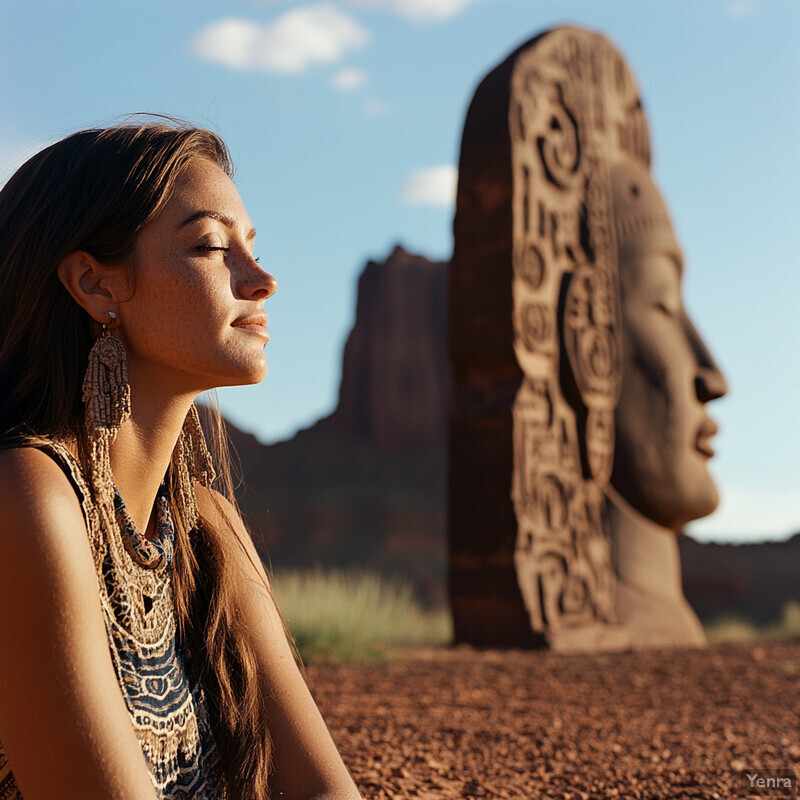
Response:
[109,388,195,538]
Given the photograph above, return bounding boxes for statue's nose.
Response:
[685,313,728,403]
[695,366,728,403]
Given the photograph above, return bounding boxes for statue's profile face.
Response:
[610,162,727,530]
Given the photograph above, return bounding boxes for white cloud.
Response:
[401,164,457,207]
[330,67,367,91]
[191,5,370,74]
[363,97,391,116]
[685,485,800,543]
[347,0,477,22]
[727,0,757,17]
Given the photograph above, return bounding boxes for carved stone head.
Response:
[610,160,727,530]
[449,25,725,648]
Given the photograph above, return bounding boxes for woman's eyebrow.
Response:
[178,210,257,240]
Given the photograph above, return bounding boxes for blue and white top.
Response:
[0,442,222,799]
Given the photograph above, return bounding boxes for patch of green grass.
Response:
[271,568,453,664]
[704,601,800,644]
[704,615,761,643]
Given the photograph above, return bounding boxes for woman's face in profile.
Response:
[115,158,278,394]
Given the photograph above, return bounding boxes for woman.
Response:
[0,122,362,799]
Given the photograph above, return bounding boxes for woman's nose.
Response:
[258,270,278,300]
[237,253,277,301]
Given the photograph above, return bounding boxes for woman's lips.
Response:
[231,314,269,340]
[695,417,719,458]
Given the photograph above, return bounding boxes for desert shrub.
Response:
[765,601,800,641]
[704,601,800,644]
[704,615,761,644]
[271,568,452,663]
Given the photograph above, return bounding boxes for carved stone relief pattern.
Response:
[509,29,650,633]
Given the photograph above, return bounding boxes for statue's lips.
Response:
[695,417,719,458]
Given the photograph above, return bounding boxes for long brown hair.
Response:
[0,120,272,798]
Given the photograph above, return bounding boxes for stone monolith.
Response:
[448,25,726,650]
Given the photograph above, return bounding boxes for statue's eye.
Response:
[654,301,679,318]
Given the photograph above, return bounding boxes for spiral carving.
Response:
[536,88,581,190]
[507,27,645,637]
[563,266,619,408]
[450,25,649,647]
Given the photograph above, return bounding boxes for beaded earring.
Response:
[82,310,131,533]
[173,402,217,529]
[81,311,216,536]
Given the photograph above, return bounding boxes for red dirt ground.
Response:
[306,642,800,799]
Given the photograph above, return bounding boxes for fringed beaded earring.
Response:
[173,402,217,531]
[82,310,130,534]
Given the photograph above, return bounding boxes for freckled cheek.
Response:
[123,272,228,360]
[163,272,231,331]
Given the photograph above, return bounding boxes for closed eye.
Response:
[196,245,260,263]
[654,301,678,317]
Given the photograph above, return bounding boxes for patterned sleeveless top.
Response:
[0,442,222,799]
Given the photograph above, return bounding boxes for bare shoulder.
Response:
[0,445,95,616]
[195,485,266,580]
[0,447,160,797]
[194,484,241,530]
[192,495,361,797]
[0,443,73,483]
[0,446,87,556]
[195,490,361,798]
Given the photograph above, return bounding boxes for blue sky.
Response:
[1,0,798,543]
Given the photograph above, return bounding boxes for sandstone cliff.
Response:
[336,245,448,453]
[229,245,448,603]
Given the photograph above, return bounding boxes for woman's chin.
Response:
[205,359,268,390]
[237,360,269,386]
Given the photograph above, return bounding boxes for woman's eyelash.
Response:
[196,245,259,263]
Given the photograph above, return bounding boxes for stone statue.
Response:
[448,25,726,650]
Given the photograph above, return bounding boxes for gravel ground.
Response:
[306,642,800,799]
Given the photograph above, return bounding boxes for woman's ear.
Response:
[57,251,128,324]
